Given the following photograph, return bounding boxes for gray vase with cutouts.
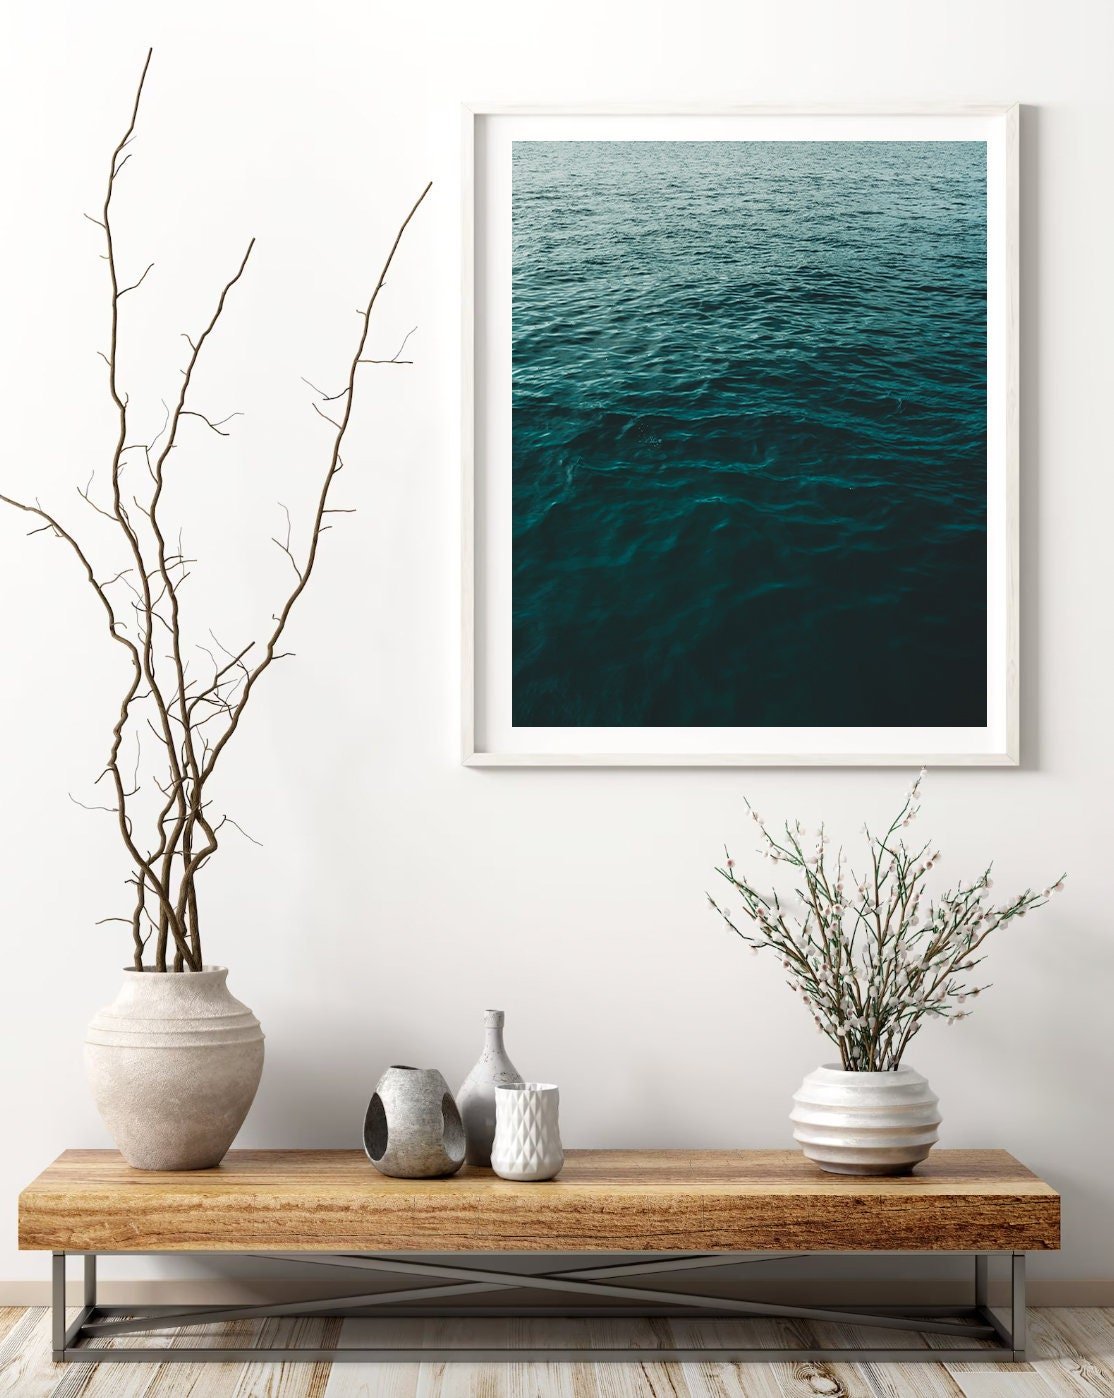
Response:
[363,1066,465,1178]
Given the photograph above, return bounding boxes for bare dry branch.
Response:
[270,501,302,580]
[359,324,418,365]
[0,49,430,974]
[70,793,122,815]
[215,813,263,846]
[180,409,243,436]
[117,261,154,297]
[302,375,353,405]
[198,181,432,795]
[311,400,344,429]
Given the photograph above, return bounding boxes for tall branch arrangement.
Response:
[0,52,431,972]
[708,774,1066,1071]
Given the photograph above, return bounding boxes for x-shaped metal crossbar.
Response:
[52,1249,1028,1364]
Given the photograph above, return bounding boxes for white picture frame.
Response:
[462,105,1019,767]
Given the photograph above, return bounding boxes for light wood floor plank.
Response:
[676,1362,784,1398]
[950,1375,1056,1397]
[589,1356,695,1398]
[226,1315,340,1397]
[0,1308,86,1398]
[323,1316,423,1398]
[925,1327,1036,1375]
[143,1319,278,1396]
[674,1330,786,1398]
[810,1311,939,1396]
[807,1321,926,1353]
[413,1317,508,1398]
[414,1317,601,1398]
[502,1317,594,1398]
[1027,1309,1114,1397]
[661,1315,875,1398]
[858,1361,966,1398]
[0,1307,46,1371]
[70,1362,167,1398]
[0,1308,1104,1398]
[736,1318,873,1398]
[503,1361,598,1398]
[674,1319,959,1398]
[773,1358,873,1397]
[805,1320,966,1398]
[663,1318,803,1398]
[59,1327,170,1398]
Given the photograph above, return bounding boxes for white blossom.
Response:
[713,779,1061,1070]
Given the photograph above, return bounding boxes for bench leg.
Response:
[972,1251,1026,1362]
[975,1253,988,1308]
[51,1250,99,1361]
[1012,1250,1027,1362]
[51,1252,65,1360]
[84,1253,97,1310]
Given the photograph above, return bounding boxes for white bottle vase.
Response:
[85,966,264,1171]
[790,1064,941,1176]
[456,1009,524,1166]
[492,1083,564,1182]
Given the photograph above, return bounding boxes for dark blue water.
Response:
[512,141,987,728]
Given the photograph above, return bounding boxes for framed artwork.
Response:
[463,106,1018,766]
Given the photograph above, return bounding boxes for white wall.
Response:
[1,0,1111,1303]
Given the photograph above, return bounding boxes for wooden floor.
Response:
[0,1307,1111,1398]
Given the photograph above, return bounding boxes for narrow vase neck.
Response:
[482,1010,506,1056]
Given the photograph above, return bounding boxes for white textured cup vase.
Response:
[491,1082,564,1182]
[790,1064,941,1176]
[85,967,265,1171]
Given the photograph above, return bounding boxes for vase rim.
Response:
[496,1081,557,1093]
[122,965,228,977]
[816,1062,920,1076]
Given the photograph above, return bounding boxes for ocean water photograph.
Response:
[509,137,989,732]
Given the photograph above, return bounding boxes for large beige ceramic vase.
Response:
[85,967,264,1171]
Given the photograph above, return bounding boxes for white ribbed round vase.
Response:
[491,1083,564,1182]
[791,1064,941,1176]
[85,967,264,1171]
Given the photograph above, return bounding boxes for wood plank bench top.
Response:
[19,1148,1060,1255]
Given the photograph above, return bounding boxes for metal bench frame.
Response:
[51,1248,1027,1364]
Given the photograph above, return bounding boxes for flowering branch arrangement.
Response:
[708,774,1065,1071]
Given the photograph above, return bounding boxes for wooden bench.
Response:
[19,1148,1060,1365]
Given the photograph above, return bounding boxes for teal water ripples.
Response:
[511,141,987,728]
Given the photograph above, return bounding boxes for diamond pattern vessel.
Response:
[491,1082,564,1181]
